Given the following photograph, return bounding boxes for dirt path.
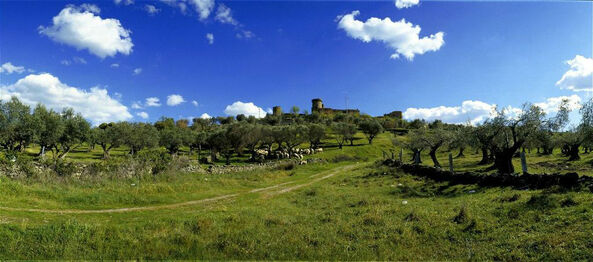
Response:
[0,164,360,214]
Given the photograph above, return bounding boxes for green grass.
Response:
[1,132,592,259]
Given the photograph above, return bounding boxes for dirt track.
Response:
[0,164,359,214]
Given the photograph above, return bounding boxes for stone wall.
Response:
[382,159,593,191]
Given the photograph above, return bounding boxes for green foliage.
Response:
[359,119,383,144]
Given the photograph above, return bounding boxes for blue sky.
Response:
[0,0,591,125]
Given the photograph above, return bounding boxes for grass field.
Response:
[1,132,593,259]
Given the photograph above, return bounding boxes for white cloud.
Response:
[114,0,134,5]
[206,33,214,44]
[136,111,149,119]
[110,63,119,68]
[0,62,26,74]
[73,57,87,64]
[200,113,212,119]
[61,57,87,66]
[534,95,581,114]
[192,100,199,106]
[556,55,593,92]
[190,0,214,20]
[39,5,133,58]
[236,30,254,39]
[131,101,143,109]
[404,96,584,125]
[161,0,213,20]
[0,73,132,125]
[167,94,185,106]
[404,100,497,125]
[133,68,142,75]
[145,97,161,107]
[145,4,161,15]
[337,11,444,60]
[215,4,237,25]
[395,0,419,9]
[224,101,266,118]
[79,3,101,13]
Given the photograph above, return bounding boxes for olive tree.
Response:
[359,119,383,144]
[557,99,593,161]
[332,122,356,149]
[409,127,452,167]
[94,122,129,159]
[125,122,159,155]
[159,125,186,154]
[32,104,64,157]
[53,108,91,159]
[489,105,545,174]
[283,125,308,157]
[306,123,326,149]
[0,97,36,153]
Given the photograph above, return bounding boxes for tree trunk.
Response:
[455,147,465,158]
[478,147,490,165]
[429,149,440,168]
[493,150,515,174]
[568,144,580,161]
[412,149,422,164]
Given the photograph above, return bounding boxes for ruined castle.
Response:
[272,98,402,118]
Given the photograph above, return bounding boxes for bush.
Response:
[135,149,173,175]
[53,159,78,177]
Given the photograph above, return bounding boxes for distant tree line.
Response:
[0,97,387,164]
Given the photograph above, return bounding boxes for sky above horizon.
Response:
[0,0,591,125]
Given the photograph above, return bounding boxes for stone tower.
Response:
[272,106,282,116]
[311,98,324,112]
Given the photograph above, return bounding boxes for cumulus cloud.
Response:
[133,68,142,75]
[337,11,444,60]
[145,97,161,107]
[224,101,267,118]
[404,95,584,125]
[145,4,161,15]
[534,95,581,114]
[191,0,215,20]
[395,0,419,9]
[215,4,237,25]
[404,100,496,125]
[136,111,149,119]
[192,100,199,106]
[167,94,185,106]
[110,63,119,68]
[0,62,26,74]
[39,4,133,58]
[131,101,143,109]
[200,113,212,119]
[556,55,593,92]
[0,73,132,125]
[206,33,214,44]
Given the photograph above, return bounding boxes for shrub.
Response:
[53,159,78,177]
